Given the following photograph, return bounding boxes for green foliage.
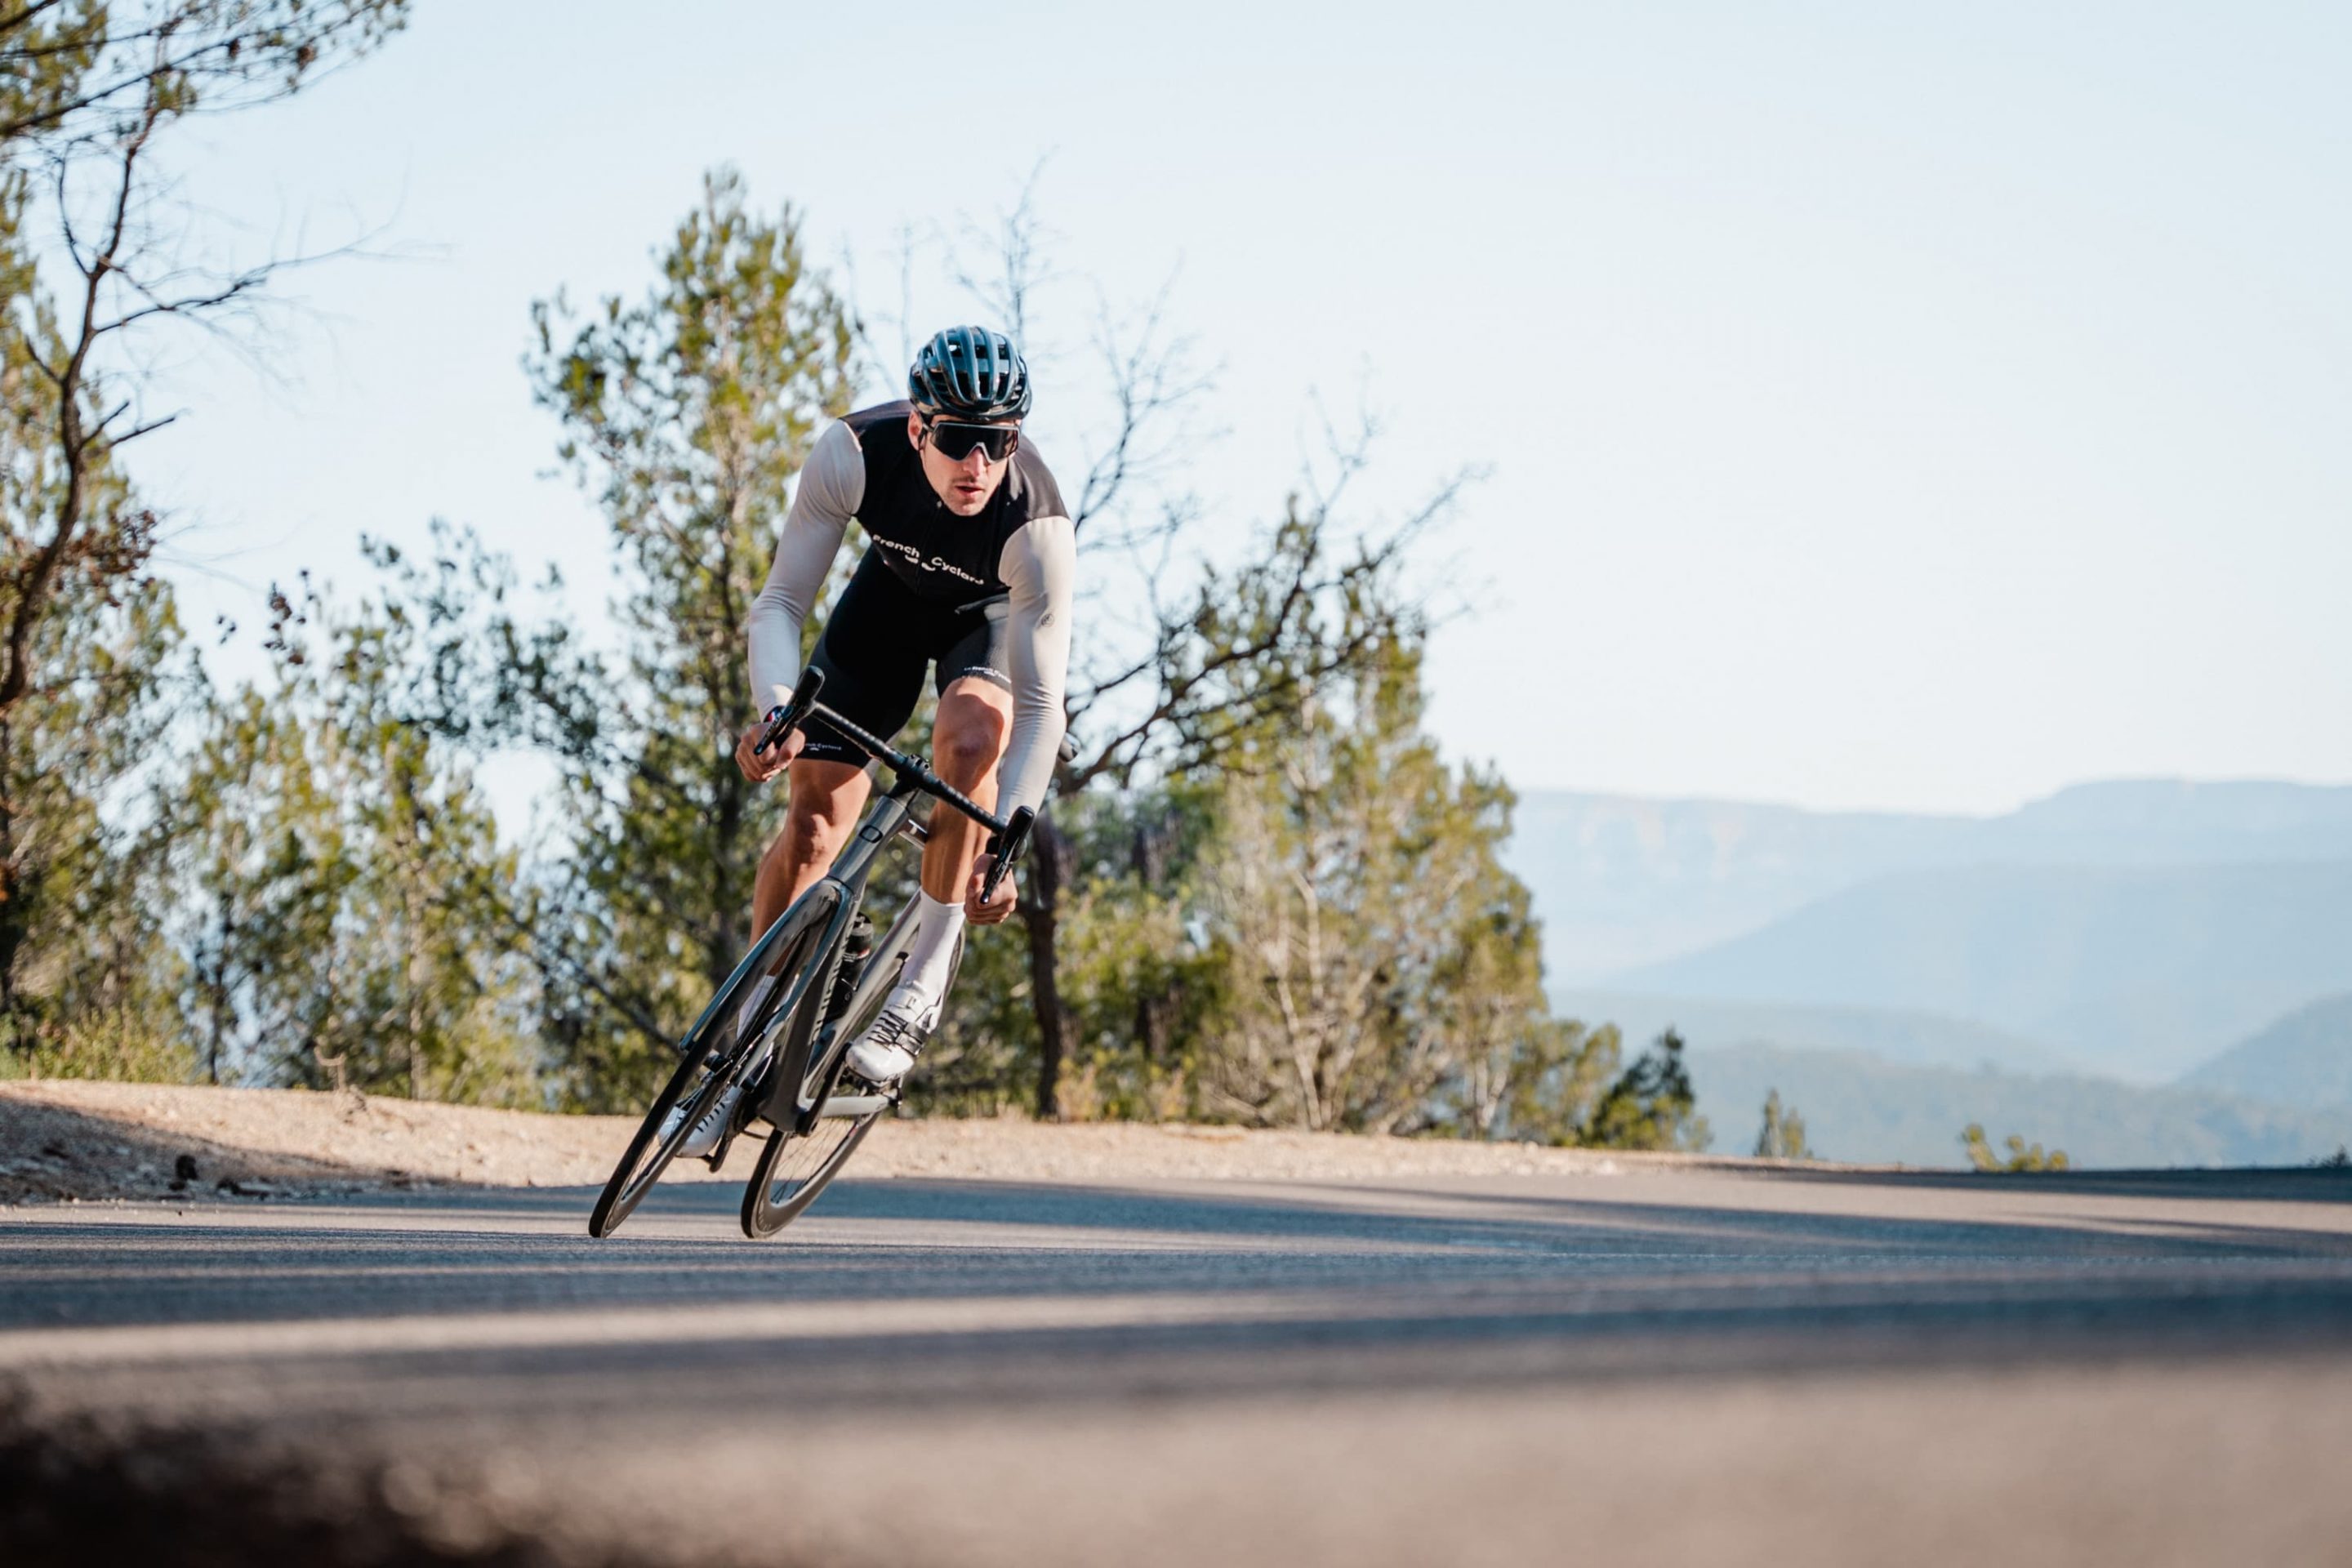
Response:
[450,167,861,1110]
[1579,1029,1712,1152]
[1490,1019,1622,1144]
[1754,1088,1813,1160]
[1192,613,1561,1134]
[933,786,1223,1120]
[0,183,187,1067]
[0,1005,194,1083]
[1472,1022,1713,1152]
[177,585,537,1102]
[0,0,411,1082]
[1048,791,1225,1121]
[1961,1123,2071,1173]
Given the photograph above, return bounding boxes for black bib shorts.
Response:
[799,549,1012,768]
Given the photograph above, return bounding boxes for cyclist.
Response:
[670,326,1074,1157]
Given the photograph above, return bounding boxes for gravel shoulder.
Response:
[0,1080,1763,1205]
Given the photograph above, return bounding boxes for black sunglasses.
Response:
[924,416,1020,462]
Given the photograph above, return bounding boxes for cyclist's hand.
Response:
[735,718,802,783]
[965,853,1018,924]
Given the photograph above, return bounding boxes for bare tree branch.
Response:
[947,156,1056,349]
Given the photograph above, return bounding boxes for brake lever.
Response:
[980,806,1036,904]
[756,667,826,755]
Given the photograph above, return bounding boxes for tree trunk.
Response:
[0,714,17,1027]
[1127,811,1175,1065]
[710,733,748,991]
[207,895,232,1086]
[1134,990,1171,1065]
[1022,806,1075,1120]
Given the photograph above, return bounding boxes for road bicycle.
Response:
[586,666,1032,1241]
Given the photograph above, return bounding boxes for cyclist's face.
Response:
[908,409,1016,516]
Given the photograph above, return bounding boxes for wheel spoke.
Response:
[764,1119,860,1206]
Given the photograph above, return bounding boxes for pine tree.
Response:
[1579,1029,1713,1152]
[1755,1089,1813,1160]
[179,584,534,1100]
[466,167,859,1108]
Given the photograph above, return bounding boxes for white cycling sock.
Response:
[897,891,965,1005]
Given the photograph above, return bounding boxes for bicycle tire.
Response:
[586,891,835,1239]
[741,923,962,1239]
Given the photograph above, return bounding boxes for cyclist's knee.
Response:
[935,726,1004,787]
[933,697,1009,786]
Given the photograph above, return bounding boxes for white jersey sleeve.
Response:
[992,514,1077,816]
[747,419,865,713]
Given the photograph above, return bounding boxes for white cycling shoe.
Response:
[660,974,778,1160]
[664,1080,743,1160]
[846,984,942,1084]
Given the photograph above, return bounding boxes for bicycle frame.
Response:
[670,670,1029,1072]
[743,772,921,1131]
[590,671,1032,1239]
[726,670,1033,1134]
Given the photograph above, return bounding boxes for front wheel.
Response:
[587,892,835,1239]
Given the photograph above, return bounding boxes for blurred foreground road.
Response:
[5,1164,2352,1566]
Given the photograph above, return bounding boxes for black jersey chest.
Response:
[844,402,1063,603]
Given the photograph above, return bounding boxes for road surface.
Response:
[5,1162,2352,1566]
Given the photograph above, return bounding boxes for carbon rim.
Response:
[744,1112,876,1235]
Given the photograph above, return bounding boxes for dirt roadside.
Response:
[0,1080,1772,1206]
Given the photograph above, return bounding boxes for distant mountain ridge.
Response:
[1690,1044,2352,1169]
[1555,989,2076,1076]
[2179,994,2352,1110]
[1607,859,2352,1081]
[1505,779,2352,983]
[1552,991,2088,1081]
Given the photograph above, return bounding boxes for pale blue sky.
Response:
[121,0,2352,814]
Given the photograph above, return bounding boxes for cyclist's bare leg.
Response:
[923,676,1013,902]
[752,757,872,938]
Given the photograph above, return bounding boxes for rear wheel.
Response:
[741,1104,884,1238]
[586,892,835,1239]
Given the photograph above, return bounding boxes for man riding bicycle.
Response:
[669,326,1073,1157]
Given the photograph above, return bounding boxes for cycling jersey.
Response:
[748,402,1076,814]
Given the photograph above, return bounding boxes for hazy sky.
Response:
[121,1,2352,815]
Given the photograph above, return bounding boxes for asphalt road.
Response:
[5,1163,2352,1567]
